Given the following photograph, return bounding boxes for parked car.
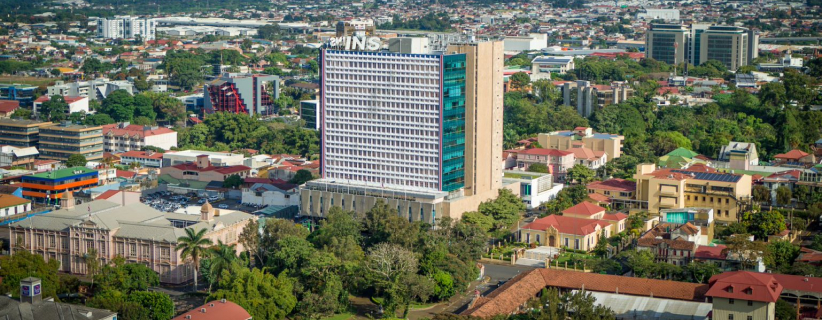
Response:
[218,204,229,209]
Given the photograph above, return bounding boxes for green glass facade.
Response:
[440,54,466,192]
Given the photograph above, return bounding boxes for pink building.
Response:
[7,192,255,284]
[511,148,575,179]
[161,155,251,183]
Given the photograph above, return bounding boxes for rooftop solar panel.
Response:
[671,170,742,183]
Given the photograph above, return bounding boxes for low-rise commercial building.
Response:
[21,166,99,202]
[102,123,177,152]
[38,122,104,161]
[163,150,245,167]
[33,95,89,117]
[510,148,574,177]
[530,56,574,80]
[0,119,53,148]
[519,202,627,250]
[0,145,39,169]
[161,155,251,183]
[538,127,624,160]
[241,181,300,207]
[120,150,163,168]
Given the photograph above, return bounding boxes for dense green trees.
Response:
[66,154,87,167]
[39,95,68,121]
[177,113,319,157]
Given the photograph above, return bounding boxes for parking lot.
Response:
[141,191,227,213]
[140,191,272,214]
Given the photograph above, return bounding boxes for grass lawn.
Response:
[0,76,57,87]
[322,313,354,320]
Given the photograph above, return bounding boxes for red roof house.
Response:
[706,271,783,303]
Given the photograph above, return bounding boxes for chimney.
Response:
[20,277,42,304]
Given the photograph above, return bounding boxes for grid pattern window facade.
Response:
[706,35,735,69]
[650,33,678,65]
[321,50,465,192]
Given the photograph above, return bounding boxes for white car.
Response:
[218,204,229,209]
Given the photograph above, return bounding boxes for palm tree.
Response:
[206,240,236,293]
[176,227,213,292]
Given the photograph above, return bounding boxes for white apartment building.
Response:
[503,33,548,52]
[531,56,575,80]
[320,50,455,193]
[102,123,178,153]
[47,80,135,101]
[162,150,245,167]
[97,16,156,40]
[33,96,89,116]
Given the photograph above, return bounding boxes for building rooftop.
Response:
[120,150,164,159]
[561,201,605,217]
[102,123,175,138]
[0,118,52,127]
[706,271,782,303]
[587,179,635,192]
[0,295,116,320]
[515,148,573,157]
[461,268,709,318]
[172,299,251,320]
[24,167,97,180]
[0,194,29,208]
[522,214,610,236]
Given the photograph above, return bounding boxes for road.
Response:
[484,262,537,283]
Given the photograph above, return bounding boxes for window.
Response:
[747,300,753,306]
[747,316,752,320]
[728,315,733,320]
[728,298,734,304]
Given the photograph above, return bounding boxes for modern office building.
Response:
[203,73,279,116]
[21,166,99,202]
[97,16,156,40]
[47,80,135,101]
[699,26,756,70]
[645,24,688,65]
[299,100,319,130]
[38,122,104,161]
[301,40,514,222]
[0,83,37,107]
[0,119,53,148]
[0,145,39,168]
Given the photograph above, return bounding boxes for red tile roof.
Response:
[567,147,605,161]
[0,100,20,113]
[798,248,822,263]
[522,214,609,236]
[771,273,822,294]
[96,190,121,200]
[562,201,605,217]
[102,124,175,138]
[695,245,728,260]
[774,149,810,160]
[515,148,573,157]
[637,238,695,251]
[602,212,628,221]
[34,95,86,104]
[706,271,782,303]
[461,268,709,318]
[587,179,635,192]
[586,192,611,203]
[116,170,136,179]
[120,150,163,159]
[172,300,251,320]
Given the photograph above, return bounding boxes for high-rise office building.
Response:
[646,24,759,71]
[300,39,512,222]
[645,24,688,65]
[97,16,156,41]
[699,26,754,71]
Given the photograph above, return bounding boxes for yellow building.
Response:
[537,127,624,160]
[634,164,752,222]
[519,202,627,250]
